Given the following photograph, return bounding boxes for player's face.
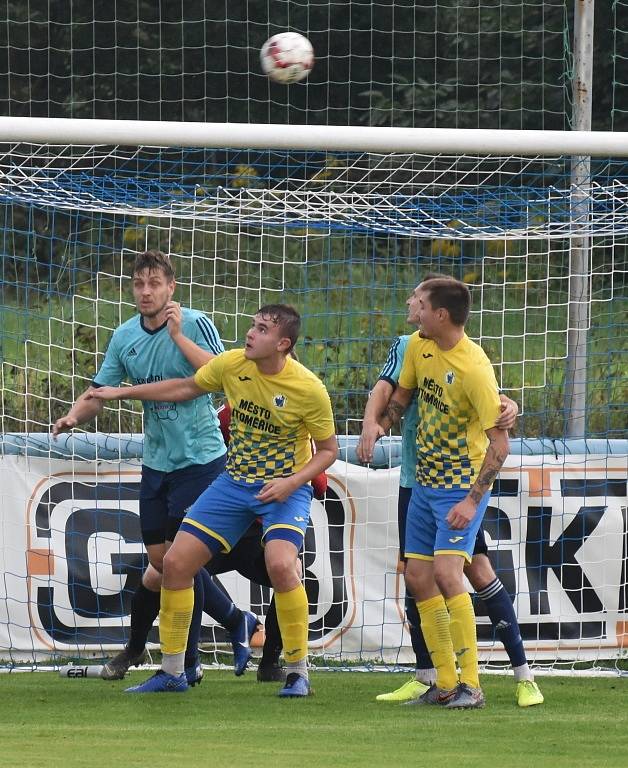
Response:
[414,289,439,339]
[244,314,289,360]
[132,268,175,319]
[406,285,423,326]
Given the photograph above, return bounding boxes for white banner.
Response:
[0,454,626,662]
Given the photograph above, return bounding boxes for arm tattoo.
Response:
[475,466,500,489]
[468,489,484,505]
[469,437,508,503]
[384,399,406,425]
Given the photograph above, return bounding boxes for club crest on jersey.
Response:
[273,394,287,408]
[445,371,455,385]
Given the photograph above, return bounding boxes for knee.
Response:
[148,554,164,575]
[404,569,420,600]
[433,561,465,598]
[266,557,298,592]
[162,547,190,583]
[142,564,162,591]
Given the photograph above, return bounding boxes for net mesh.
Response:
[0,1,626,672]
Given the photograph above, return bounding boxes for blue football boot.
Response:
[124,670,188,694]
[228,611,259,676]
[185,662,204,687]
[278,672,311,698]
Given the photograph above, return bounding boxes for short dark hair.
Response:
[422,271,452,282]
[133,250,175,280]
[421,278,470,326]
[257,304,301,352]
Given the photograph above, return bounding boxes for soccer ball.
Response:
[260,32,314,84]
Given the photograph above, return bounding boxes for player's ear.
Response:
[168,278,176,298]
[277,336,292,354]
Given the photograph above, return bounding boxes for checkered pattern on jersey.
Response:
[227,427,297,483]
[415,406,475,489]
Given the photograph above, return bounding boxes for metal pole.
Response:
[565,0,594,438]
[0,118,627,155]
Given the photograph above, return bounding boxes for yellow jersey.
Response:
[398,332,501,489]
[194,349,335,483]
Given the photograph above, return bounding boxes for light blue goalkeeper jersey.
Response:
[94,308,226,472]
[377,335,417,489]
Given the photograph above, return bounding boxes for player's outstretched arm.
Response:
[85,376,205,403]
[52,387,104,437]
[446,426,510,530]
[496,393,518,430]
[166,301,216,370]
[356,379,394,464]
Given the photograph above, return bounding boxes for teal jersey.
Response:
[94,308,226,472]
[377,335,417,488]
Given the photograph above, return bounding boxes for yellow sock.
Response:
[417,595,458,691]
[446,592,480,689]
[159,586,194,656]
[275,584,309,665]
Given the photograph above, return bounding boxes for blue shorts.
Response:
[405,483,490,562]
[139,453,227,546]
[180,471,313,554]
[398,484,489,561]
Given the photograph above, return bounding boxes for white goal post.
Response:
[0,117,626,674]
[1,116,628,155]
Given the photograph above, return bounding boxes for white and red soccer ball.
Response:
[260,32,314,84]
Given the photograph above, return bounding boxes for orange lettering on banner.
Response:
[27,548,54,577]
[526,468,552,497]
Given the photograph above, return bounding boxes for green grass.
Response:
[1,671,627,767]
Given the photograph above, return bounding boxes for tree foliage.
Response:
[0,1,620,129]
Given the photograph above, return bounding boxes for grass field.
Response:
[1,670,626,768]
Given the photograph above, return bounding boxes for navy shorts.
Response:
[139,453,227,546]
[398,483,489,561]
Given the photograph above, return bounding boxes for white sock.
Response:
[287,659,308,680]
[161,651,185,677]
[513,663,533,682]
[416,668,437,686]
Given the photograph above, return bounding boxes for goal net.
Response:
[0,125,626,674]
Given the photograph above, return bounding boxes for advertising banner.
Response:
[0,454,626,662]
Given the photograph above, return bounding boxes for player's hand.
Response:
[445,497,477,530]
[52,414,78,438]
[255,476,299,504]
[496,394,518,430]
[165,301,182,339]
[356,421,385,463]
[84,387,124,401]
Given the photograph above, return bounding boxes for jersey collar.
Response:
[140,315,168,335]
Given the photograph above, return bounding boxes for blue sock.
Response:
[477,577,527,668]
[200,568,241,632]
[184,571,205,669]
[404,594,433,670]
